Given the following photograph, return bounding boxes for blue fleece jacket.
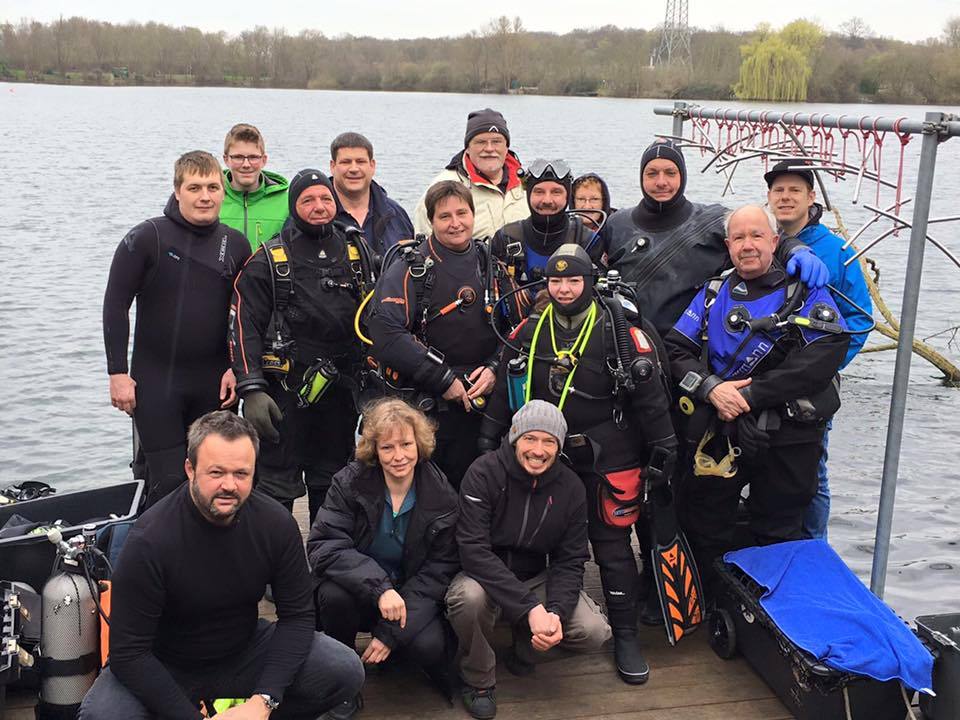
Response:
[796,206,873,369]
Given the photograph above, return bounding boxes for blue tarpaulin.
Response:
[725,539,934,694]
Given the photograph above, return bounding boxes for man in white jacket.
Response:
[414,108,529,240]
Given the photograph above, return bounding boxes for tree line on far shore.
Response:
[2,15,959,104]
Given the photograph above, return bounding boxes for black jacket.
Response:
[333,180,414,258]
[457,440,589,624]
[306,460,459,648]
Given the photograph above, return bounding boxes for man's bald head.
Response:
[723,205,779,280]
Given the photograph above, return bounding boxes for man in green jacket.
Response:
[220,123,289,250]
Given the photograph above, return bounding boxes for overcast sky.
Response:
[1,0,955,43]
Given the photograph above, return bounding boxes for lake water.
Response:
[0,85,957,620]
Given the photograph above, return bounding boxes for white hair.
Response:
[723,205,778,238]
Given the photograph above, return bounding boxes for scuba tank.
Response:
[36,525,105,719]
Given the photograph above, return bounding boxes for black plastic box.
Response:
[0,481,142,591]
[917,613,959,719]
[711,559,909,720]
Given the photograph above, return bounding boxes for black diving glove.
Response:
[736,413,770,458]
[242,391,283,444]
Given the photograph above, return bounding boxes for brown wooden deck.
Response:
[3,499,789,719]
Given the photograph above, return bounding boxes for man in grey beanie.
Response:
[413,108,529,240]
[445,400,611,719]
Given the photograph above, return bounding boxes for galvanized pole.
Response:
[672,101,687,139]
[869,112,944,597]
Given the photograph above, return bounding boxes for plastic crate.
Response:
[0,481,142,591]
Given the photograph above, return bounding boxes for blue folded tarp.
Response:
[725,539,934,694]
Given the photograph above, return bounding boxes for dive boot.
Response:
[462,685,497,719]
[613,630,650,685]
[639,584,663,627]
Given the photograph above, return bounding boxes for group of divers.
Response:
[94,107,876,719]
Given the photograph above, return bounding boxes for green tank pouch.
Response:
[296,359,339,407]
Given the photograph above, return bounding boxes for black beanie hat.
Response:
[289,168,336,237]
[639,138,687,214]
[464,108,510,147]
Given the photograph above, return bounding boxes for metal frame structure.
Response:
[654,101,960,599]
[652,0,692,68]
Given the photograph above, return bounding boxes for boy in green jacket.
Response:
[220,123,289,250]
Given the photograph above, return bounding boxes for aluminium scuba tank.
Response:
[36,526,101,719]
[507,356,528,412]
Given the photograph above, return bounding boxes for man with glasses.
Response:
[413,108,528,240]
[220,123,290,251]
[491,159,603,286]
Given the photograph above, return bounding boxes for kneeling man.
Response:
[446,401,611,719]
[80,411,363,720]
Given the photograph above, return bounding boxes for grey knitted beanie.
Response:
[508,400,568,445]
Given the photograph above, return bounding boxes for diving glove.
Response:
[735,413,770,458]
[785,247,829,289]
[242,391,283,443]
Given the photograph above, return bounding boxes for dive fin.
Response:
[647,485,705,646]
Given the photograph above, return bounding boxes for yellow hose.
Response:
[354,290,375,345]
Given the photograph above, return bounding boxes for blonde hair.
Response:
[223,123,265,154]
[173,150,221,189]
[355,398,437,466]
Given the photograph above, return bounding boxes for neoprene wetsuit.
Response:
[103,195,250,504]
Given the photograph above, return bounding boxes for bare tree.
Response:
[839,17,872,42]
[945,17,960,48]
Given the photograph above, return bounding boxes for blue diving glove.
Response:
[785,247,829,289]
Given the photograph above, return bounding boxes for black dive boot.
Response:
[613,629,650,685]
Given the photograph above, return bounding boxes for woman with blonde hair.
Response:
[307,398,459,714]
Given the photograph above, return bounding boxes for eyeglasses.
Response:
[227,154,264,165]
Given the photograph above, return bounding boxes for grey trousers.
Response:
[445,571,612,688]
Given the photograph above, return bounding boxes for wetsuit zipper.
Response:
[631,215,723,290]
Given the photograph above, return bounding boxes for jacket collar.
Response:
[447,150,523,192]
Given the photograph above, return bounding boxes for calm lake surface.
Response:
[0,85,957,619]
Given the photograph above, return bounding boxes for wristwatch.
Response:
[258,693,280,712]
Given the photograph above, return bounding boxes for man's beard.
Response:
[190,478,245,525]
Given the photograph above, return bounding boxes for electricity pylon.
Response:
[651,0,692,67]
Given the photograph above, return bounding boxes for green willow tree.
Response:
[734,20,823,101]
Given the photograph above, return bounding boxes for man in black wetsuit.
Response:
[366,181,520,488]
[605,139,829,338]
[231,170,374,521]
[491,159,604,284]
[103,151,251,506]
[79,411,364,720]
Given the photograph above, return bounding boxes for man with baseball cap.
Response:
[414,108,529,239]
[446,400,611,719]
[764,159,873,539]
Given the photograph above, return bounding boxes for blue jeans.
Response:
[803,420,832,540]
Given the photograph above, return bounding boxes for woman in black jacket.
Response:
[307,398,459,694]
